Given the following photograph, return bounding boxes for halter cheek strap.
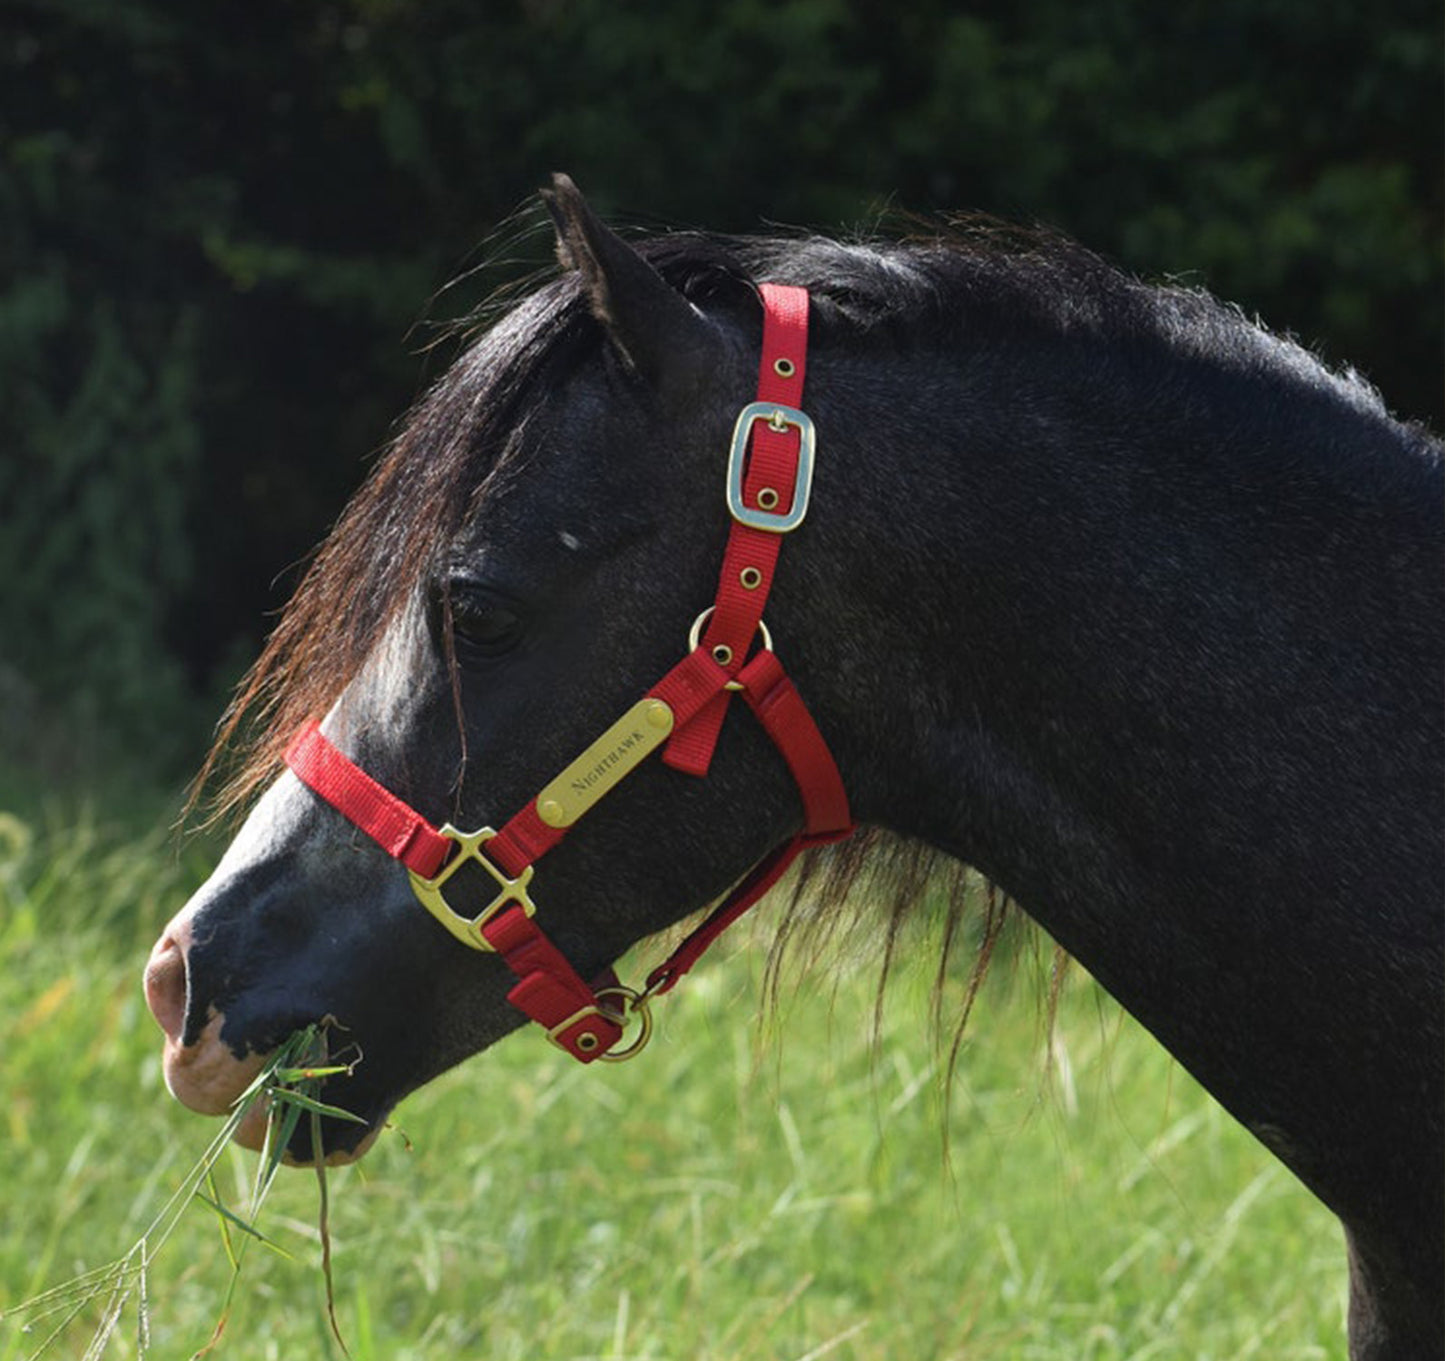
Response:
[285,284,854,1063]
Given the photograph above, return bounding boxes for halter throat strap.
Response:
[285,284,853,1062]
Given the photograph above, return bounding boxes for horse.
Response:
[144,175,1443,1359]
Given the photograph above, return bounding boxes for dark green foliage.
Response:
[3,0,1438,770]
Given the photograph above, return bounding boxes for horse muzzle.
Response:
[144,903,380,1165]
[144,910,264,1116]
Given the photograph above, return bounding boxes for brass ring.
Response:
[687,606,774,655]
[594,986,653,1063]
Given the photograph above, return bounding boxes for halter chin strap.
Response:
[285,284,854,1062]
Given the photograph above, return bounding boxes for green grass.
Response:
[0,798,1347,1360]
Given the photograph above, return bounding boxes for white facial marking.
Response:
[211,604,429,896]
[323,598,430,746]
[558,530,581,551]
[210,768,317,884]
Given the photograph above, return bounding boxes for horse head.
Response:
[145,177,869,1159]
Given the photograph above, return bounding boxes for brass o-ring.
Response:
[595,986,654,1063]
[687,606,774,655]
[756,487,780,510]
[739,566,763,590]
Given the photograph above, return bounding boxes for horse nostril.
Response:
[144,930,190,1043]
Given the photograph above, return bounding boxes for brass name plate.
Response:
[535,698,675,828]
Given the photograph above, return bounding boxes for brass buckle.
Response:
[725,402,816,533]
[546,985,654,1062]
[407,825,535,953]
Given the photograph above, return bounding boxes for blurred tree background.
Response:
[2,0,1440,781]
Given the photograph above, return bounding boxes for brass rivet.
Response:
[739,566,763,590]
[644,699,672,729]
[712,643,734,667]
[576,1032,600,1053]
[773,357,795,378]
[756,487,780,510]
[538,798,566,827]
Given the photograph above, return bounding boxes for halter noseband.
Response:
[284,284,854,1062]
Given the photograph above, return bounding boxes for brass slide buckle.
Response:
[726,402,816,533]
[546,985,654,1063]
[407,825,535,952]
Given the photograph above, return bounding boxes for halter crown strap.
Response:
[284,283,853,1063]
[665,282,810,777]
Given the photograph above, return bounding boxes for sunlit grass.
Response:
[2,1005,358,1361]
[0,799,1347,1359]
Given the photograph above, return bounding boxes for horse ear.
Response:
[542,173,714,386]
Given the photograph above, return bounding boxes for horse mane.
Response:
[197,211,1413,1049]
[193,275,590,821]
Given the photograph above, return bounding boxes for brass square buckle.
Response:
[725,402,816,533]
[546,987,653,1062]
[407,825,535,952]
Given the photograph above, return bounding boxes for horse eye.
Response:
[448,594,524,657]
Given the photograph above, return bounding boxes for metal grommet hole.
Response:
[711,643,734,667]
[756,487,780,510]
[739,566,763,590]
[687,606,773,657]
[773,357,795,378]
[576,1032,600,1053]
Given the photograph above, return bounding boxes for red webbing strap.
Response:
[483,649,739,877]
[734,649,851,837]
[458,650,743,1059]
[282,652,745,1063]
[645,839,802,997]
[487,802,565,880]
[283,726,624,1063]
[644,649,854,998]
[284,722,454,878]
[647,642,735,719]
[480,906,624,1060]
[664,282,810,776]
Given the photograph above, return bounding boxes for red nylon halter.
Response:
[285,284,853,1062]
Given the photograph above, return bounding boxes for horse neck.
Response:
[811,331,1442,1233]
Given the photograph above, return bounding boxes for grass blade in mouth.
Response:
[312,1107,351,1358]
[2,1023,364,1359]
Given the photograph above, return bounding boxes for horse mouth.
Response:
[145,924,382,1166]
[156,1005,267,1117]
[231,1092,383,1166]
[143,926,260,1116]
[153,1009,383,1165]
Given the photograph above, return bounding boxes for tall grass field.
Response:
[1,793,1346,1359]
